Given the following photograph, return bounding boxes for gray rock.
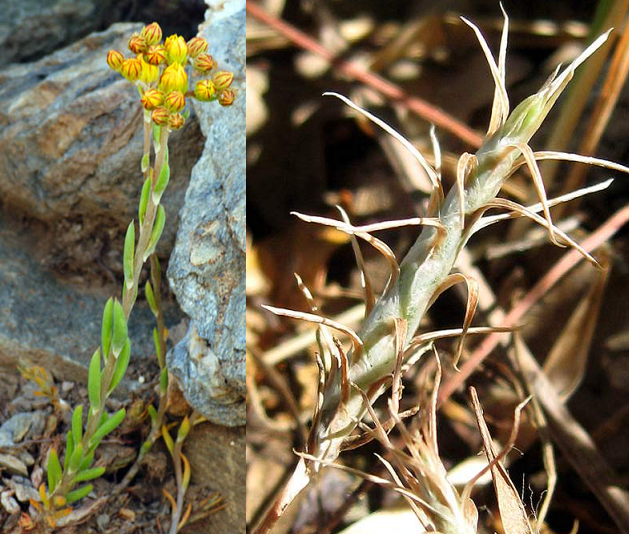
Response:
[0,22,204,272]
[0,411,46,443]
[166,0,245,427]
[0,217,182,388]
[0,0,117,65]
[0,453,28,477]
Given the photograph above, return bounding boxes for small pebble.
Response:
[0,453,28,476]
[96,513,110,532]
[0,490,19,514]
[61,381,75,393]
[138,375,145,384]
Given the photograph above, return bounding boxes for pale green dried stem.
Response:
[50,126,170,505]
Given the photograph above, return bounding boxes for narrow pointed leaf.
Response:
[153,327,163,366]
[181,452,191,491]
[88,349,101,412]
[139,176,151,225]
[71,405,83,446]
[101,298,114,358]
[74,466,106,483]
[141,153,149,173]
[143,205,165,261]
[152,160,170,204]
[46,449,62,493]
[66,484,93,504]
[160,367,168,394]
[145,281,158,317]
[176,416,190,443]
[161,425,174,455]
[64,431,74,470]
[123,221,135,290]
[90,408,126,446]
[69,443,83,473]
[108,338,131,396]
[147,405,157,425]
[78,451,94,472]
[111,301,128,357]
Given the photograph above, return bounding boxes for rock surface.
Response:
[0,0,118,64]
[0,23,204,272]
[166,0,245,427]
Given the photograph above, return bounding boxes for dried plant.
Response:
[25,21,236,530]
[253,12,629,534]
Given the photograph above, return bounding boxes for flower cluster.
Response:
[107,22,235,129]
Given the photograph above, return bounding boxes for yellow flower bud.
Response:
[159,63,188,93]
[151,107,170,126]
[106,49,124,71]
[193,53,215,73]
[187,36,208,58]
[120,58,142,82]
[141,88,164,110]
[168,113,185,130]
[138,58,159,83]
[164,91,186,112]
[128,34,147,54]
[144,44,165,66]
[212,70,233,91]
[141,22,162,46]
[194,79,216,101]
[218,89,235,107]
[164,34,188,65]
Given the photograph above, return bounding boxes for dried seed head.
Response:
[164,34,187,65]
[193,53,216,73]
[106,49,124,71]
[128,34,147,54]
[212,70,233,91]
[144,44,166,66]
[218,89,235,107]
[120,58,142,82]
[164,90,186,112]
[151,106,170,126]
[159,62,188,93]
[187,36,209,58]
[141,22,162,46]
[194,79,216,101]
[140,88,164,110]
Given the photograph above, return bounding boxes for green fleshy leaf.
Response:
[153,328,162,364]
[152,161,170,204]
[88,349,101,412]
[143,205,165,261]
[145,281,158,317]
[101,298,114,358]
[140,440,153,455]
[74,466,106,483]
[152,124,162,152]
[111,301,128,357]
[147,405,157,425]
[141,153,150,173]
[108,338,131,396]
[66,484,93,504]
[78,451,94,472]
[123,221,135,290]
[159,367,168,394]
[71,405,83,446]
[90,408,126,446]
[46,449,62,493]
[64,431,74,470]
[139,177,151,225]
[69,443,84,473]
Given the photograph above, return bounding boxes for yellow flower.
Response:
[193,53,215,73]
[164,34,187,65]
[128,34,147,54]
[141,22,162,46]
[212,71,233,91]
[144,44,165,66]
[187,36,208,58]
[168,113,185,130]
[138,58,159,83]
[106,50,124,71]
[218,89,234,107]
[164,91,186,112]
[159,63,188,93]
[140,88,164,110]
[120,58,142,82]
[151,107,170,126]
[194,79,216,101]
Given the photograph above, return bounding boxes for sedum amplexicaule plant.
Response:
[32,22,235,529]
[254,12,629,534]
